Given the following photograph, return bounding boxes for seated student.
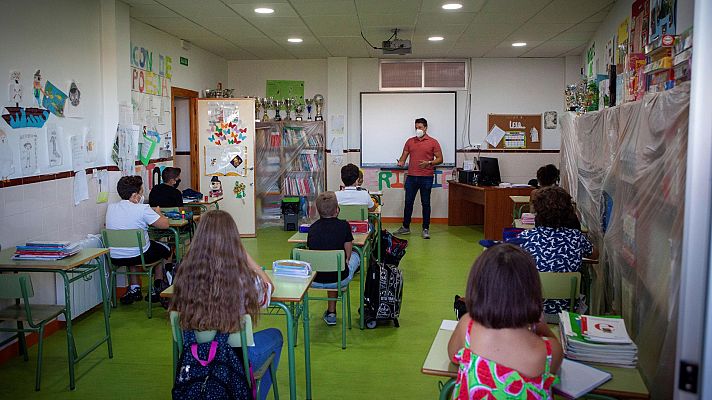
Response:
[307,191,360,326]
[519,186,596,315]
[448,244,562,399]
[530,164,581,230]
[149,167,184,208]
[336,163,376,212]
[356,168,365,189]
[170,210,281,400]
[106,176,172,304]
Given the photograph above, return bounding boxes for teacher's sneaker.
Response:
[422,229,431,239]
[393,226,410,235]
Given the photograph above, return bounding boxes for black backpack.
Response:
[363,257,404,329]
[172,330,252,400]
[380,229,408,265]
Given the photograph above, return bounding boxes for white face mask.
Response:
[415,129,425,138]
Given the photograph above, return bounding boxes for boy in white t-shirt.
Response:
[105,176,172,305]
[336,163,376,212]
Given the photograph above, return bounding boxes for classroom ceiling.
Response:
[125,0,615,60]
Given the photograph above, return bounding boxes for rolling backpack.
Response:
[363,257,404,329]
[380,229,408,265]
[172,330,252,400]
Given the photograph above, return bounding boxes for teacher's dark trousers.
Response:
[403,175,433,230]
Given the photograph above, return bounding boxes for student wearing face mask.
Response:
[395,118,443,239]
[106,175,172,305]
[149,167,184,207]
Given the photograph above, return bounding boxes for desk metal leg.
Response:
[168,227,182,263]
[98,259,113,359]
[439,378,456,400]
[58,272,76,390]
[302,291,312,399]
[271,301,297,400]
[354,241,371,330]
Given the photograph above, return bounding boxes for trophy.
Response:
[313,94,324,121]
[272,99,283,121]
[284,97,295,121]
[252,97,261,121]
[305,98,314,120]
[295,104,304,121]
[259,97,270,122]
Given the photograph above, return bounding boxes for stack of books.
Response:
[272,260,312,278]
[521,212,536,225]
[558,311,638,368]
[14,241,80,260]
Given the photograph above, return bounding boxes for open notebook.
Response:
[554,358,612,398]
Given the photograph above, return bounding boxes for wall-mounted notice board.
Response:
[486,114,542,150]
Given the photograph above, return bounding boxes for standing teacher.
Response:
[394,118,443,239]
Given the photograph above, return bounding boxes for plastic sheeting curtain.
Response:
[560,83,690,399]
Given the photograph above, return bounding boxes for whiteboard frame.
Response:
[359,91,456,167]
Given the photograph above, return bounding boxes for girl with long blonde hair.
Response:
[170,210,281,399]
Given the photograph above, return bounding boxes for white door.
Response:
[196,99,256,236]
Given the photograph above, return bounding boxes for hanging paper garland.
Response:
[233,181,246,199]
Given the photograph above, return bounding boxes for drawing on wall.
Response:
[9,71,23,106]
[70,134,85,172]
[205,145,247,176]
[210,176,223,197]
[544,111,558,129]
[64,80,83,118]
[84,127,96,163]
[19,132,39,175]
[33,70,44,107]
[0,128,15,179]
[617,17,630,66]
[42,80,68,117]
[47,124,63,167]
[649,0,676,43]
[233,181,246,199]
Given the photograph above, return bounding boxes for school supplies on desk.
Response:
[559,311,638,368]
[348,221,369,234]
[553,358,612,398]
[14,241,80,260]
[298,224,311,233]
[521,212,536,225]
[272,260,312,278]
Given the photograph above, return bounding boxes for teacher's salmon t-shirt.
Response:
[404,135,442,176]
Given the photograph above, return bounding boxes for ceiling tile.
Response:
[413,24,468,37]
[320,37,371,57]
[359,13,418,28]
[289,1,357,16]
[566,22,602,33]
[190,17,266,38]
[302,16,362,36]
[584,6,614,23]
[467,12,530,25]
[156,0,235,17]
[355,0,422,14]
[554,30,597,42]
[461,23,518,40]
[123,0,156,5]
[521,40,584,57]
[227,2,298,17]
[135,17,211,39]
[530,0,615,24]
[129,3,181,17]
[564,44,587,56]
[508,23,575,42]
[479,0,550,15]
[415,12,477,26]
[419,0,486,13]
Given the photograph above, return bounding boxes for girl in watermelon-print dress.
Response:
[448,244,563,399]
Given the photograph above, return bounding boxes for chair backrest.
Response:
[102,229,146,249]
[170,311,254,348]
[338,204,367,221]
[539,272,580,309]
[0,273,34,300]
[291,248,344,273]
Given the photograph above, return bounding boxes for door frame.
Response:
[170,87,199,187]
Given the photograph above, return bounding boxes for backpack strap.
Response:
[190,341,218,367]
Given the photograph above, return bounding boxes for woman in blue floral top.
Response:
[519,186,595,314]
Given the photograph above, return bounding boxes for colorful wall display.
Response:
[266,80,305,103]
[649,0,676,43]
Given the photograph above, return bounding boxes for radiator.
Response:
[55,234,105,321]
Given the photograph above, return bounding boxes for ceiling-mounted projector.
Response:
[382,39,412,55]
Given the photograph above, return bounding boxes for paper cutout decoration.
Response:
[530,127,540,143]
[64,80,83,118]
[47,124,63,167]
[2,106,49,128]
[20,132,39,175]
[9,71,22,106]
[233,181,246,199]
[230,154,243,168]
[210,176,223,197]
[84,127,96,163]
[0,128,15,179]
[485,124,506,147]
[544,111,557,129]
[68,81,80,106]
[139,133,158,166]
[33,70,43,107]
[204,145,247,176]
[42,80,68,117]
[70,134,85,172]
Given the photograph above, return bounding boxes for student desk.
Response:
[287,231,373,330]
[422,321,650,400]
[149,218,189,262]
[184,196,223,212]
[162,271,315,400]
[0,248,113,390]
[509,195,531,219]
[448,182,533,240]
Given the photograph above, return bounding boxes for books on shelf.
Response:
[559,311,638,368]
[14,241,80,260]
[553,358,612,398]
[272,259,312,278]
[283,176,317,196]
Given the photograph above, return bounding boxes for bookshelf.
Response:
[255,121,326,226]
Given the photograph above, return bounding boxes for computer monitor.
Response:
[477,157,501,186]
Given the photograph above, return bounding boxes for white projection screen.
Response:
[360,92,456,166]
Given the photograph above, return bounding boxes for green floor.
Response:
[0,223,484,399]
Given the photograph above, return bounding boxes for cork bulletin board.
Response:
[486,114,542,150]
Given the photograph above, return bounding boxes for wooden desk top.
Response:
[510,195,531,204]
[448,181,533,192]
[287,231,371,246]
[0,248,109,271]
[184,197,223,206]
[161,270,315,303]
[422,321,649,399]
[167,219,189,228]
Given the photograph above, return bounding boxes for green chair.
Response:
[539,272,580,323]
[291,248,351,349]
[170,312,279,399]
[102,229,164,318]
[338,204,368,221]
[0,274,68,391]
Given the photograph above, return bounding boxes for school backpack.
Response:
[380,229,408,265]
[363,257,404,329]
[172,330,252,400]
